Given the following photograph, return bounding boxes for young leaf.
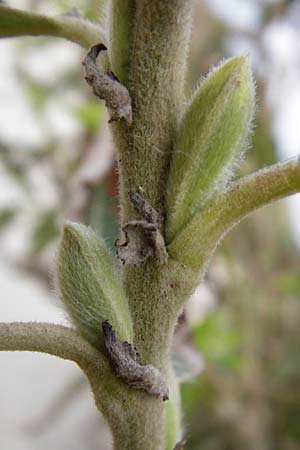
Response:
[168,158,300,272]
[57,222,132,350]
[166,56,255,242]
[0,5,106,48]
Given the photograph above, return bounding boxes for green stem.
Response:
[169,158,300,270]
[0,322,107,370]
[114,0,193,220]
[0,5,106,48]
[119,0,193,359]
[109,1,194,449]
[0,322,151,449]
[91,367,181,450]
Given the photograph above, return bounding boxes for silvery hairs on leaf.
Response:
[58,222,132,350]
[83,43,132,124]
[102,321,169,401]
[115,191,168,265]
[166,56,255,242]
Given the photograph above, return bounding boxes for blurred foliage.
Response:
[0,0,117,282]
[0,207,17,230]
[180,2,300,450]
[74,101,105,135]
[194,308,245,373]
[29,208,59,257]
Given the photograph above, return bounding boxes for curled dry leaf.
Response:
[115,191,168,265]
[115,220,167,265]
[173,439,187,450]
[102,321,169,401]
[128,190,164,229]
[83,44,132,125]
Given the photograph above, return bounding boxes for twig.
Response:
[0,322,106,371]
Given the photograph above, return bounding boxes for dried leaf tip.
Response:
[129,190,164,230]
[102,321,169,401]
[115,191,167,265]
[173,439,187,450]
[83,43,132,125]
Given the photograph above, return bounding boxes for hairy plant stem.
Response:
[0,5,106,48]
[110,1,193,449]
[115,0,193,360]
[0,322,103,367]
[0,4,299,450]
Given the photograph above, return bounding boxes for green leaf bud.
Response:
[166,56,255,242]
[57,222,132,350]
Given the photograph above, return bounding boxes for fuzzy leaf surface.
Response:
[58,222,132,350]
[166,56,255,242]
